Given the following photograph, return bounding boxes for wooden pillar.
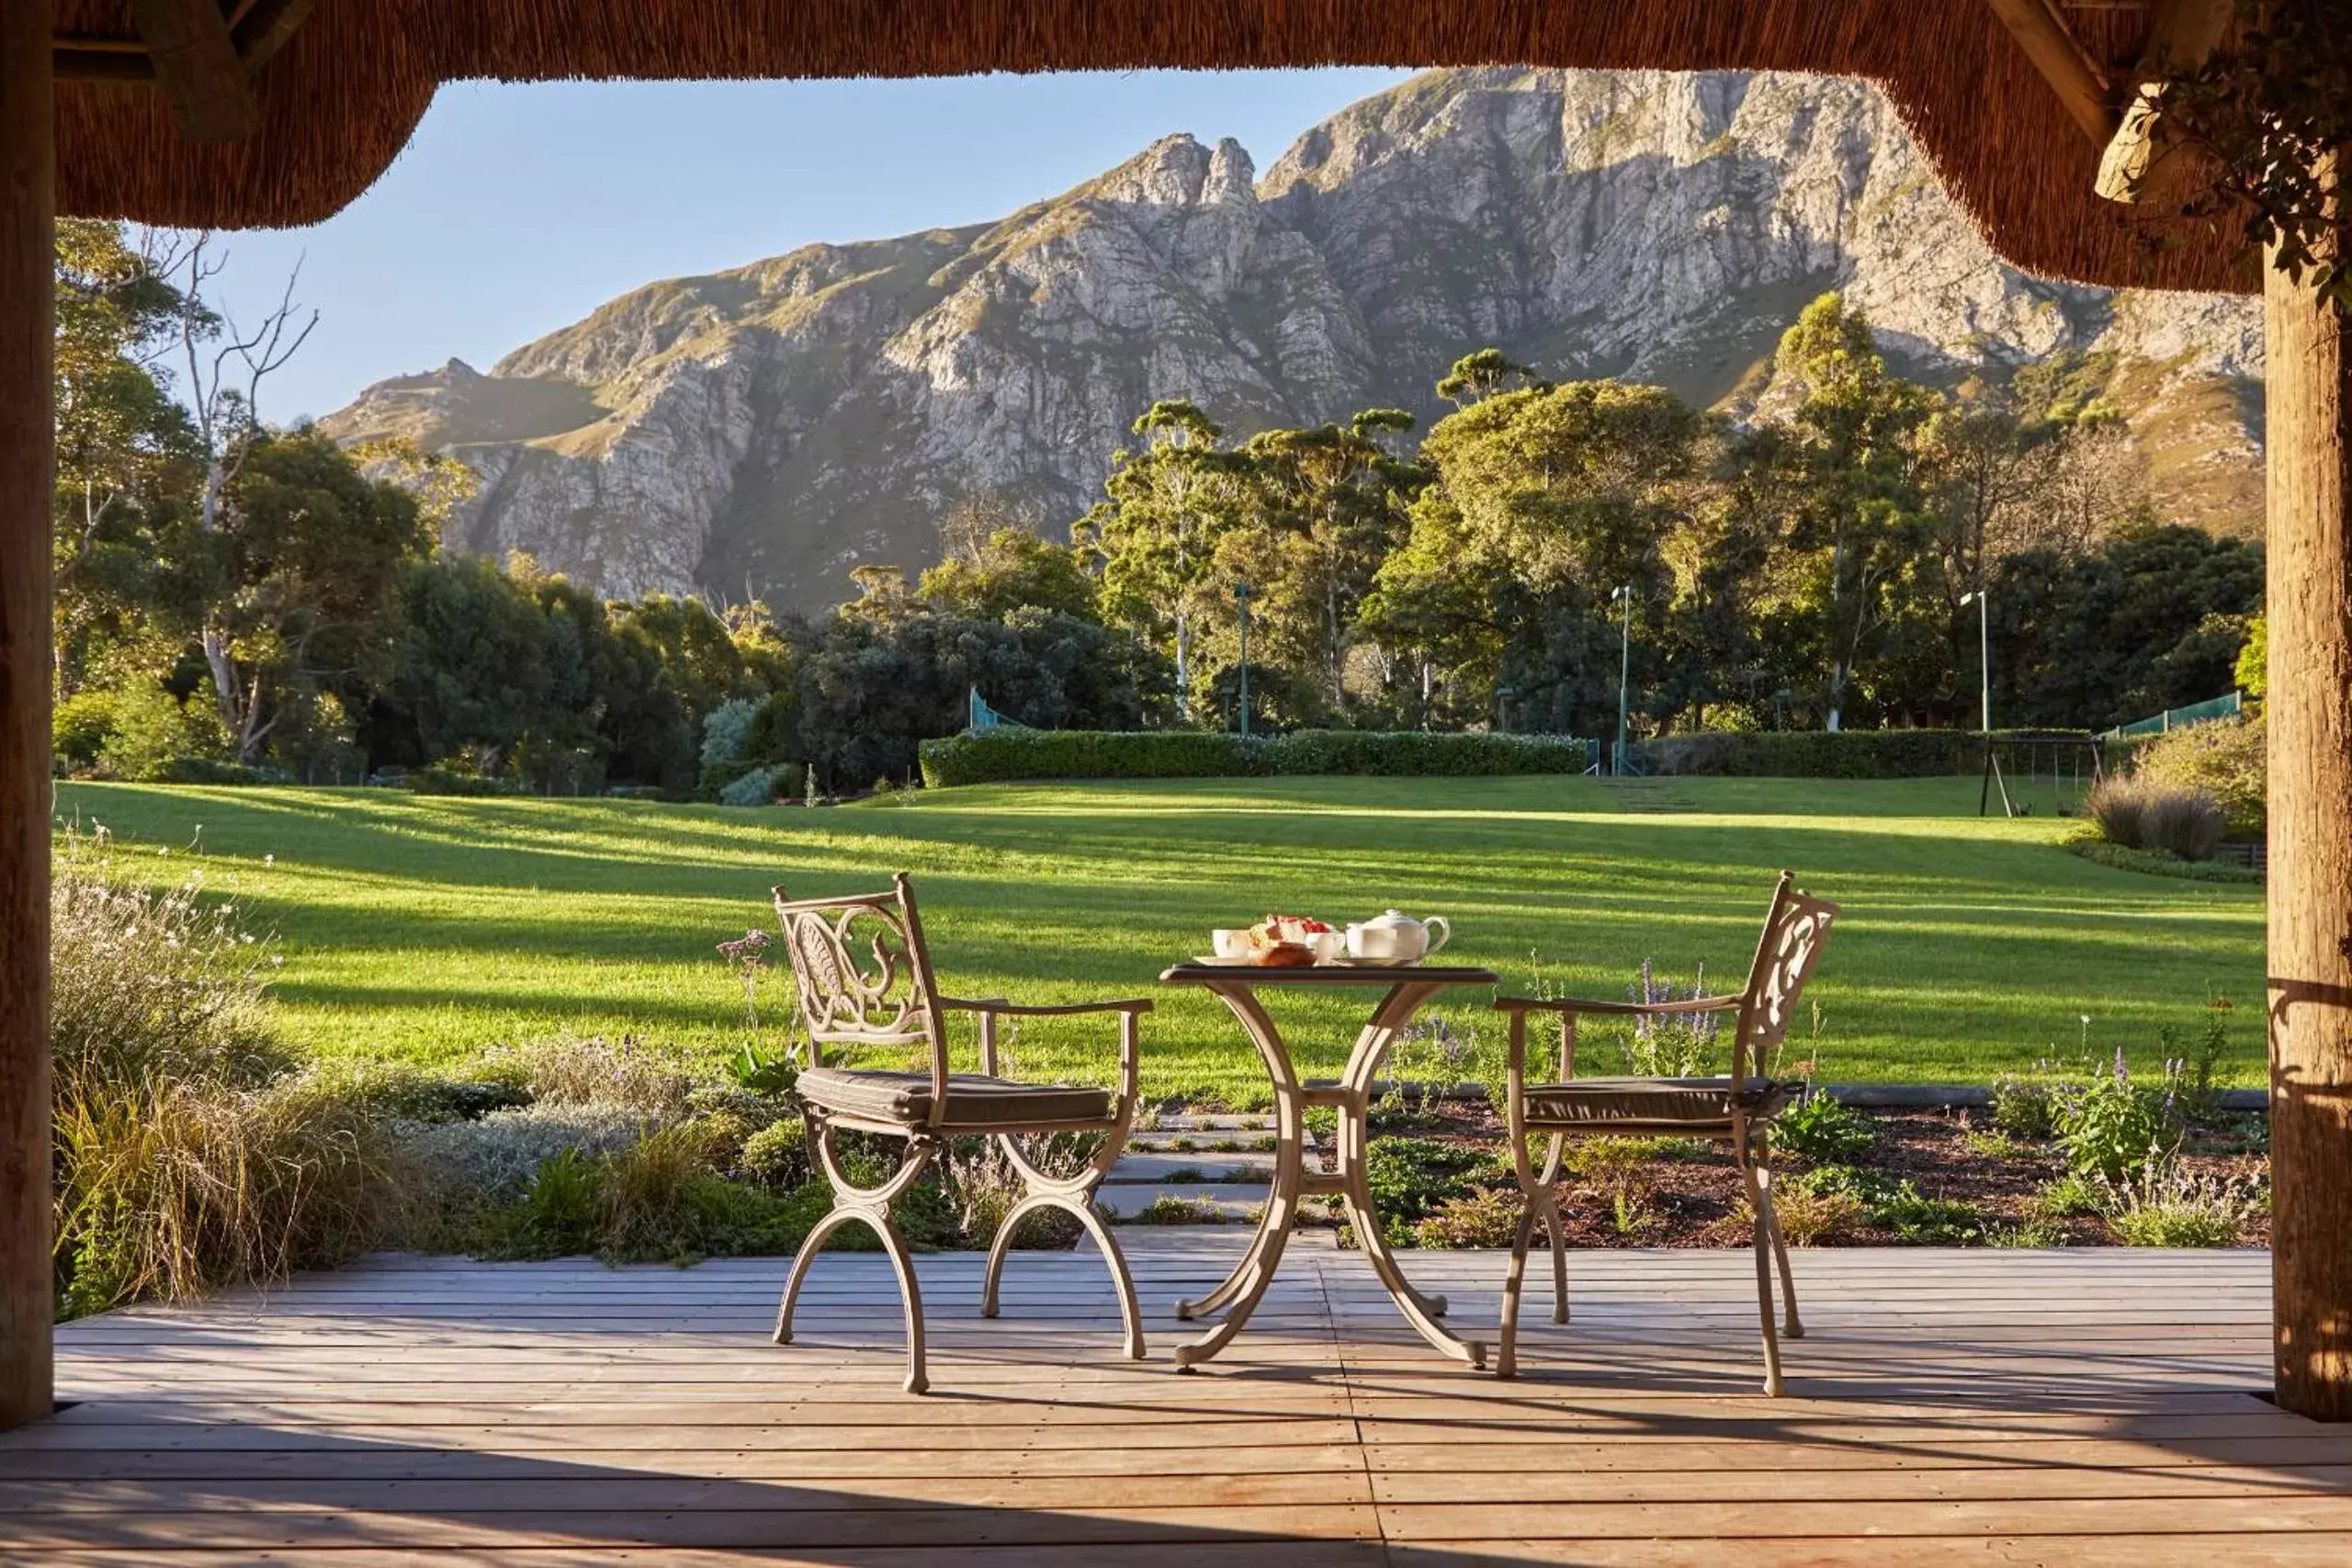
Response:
[2267,159,2352,1423]
[0,0,55,1430]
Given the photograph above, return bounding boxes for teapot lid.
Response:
[1361,908,1419,929]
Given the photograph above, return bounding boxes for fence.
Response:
[2105,691,2243,739]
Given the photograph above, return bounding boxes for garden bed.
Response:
[1292,1094,2270,1252]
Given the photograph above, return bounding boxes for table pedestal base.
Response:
[1169,980,1488,1371]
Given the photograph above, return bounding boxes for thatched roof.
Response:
[54,0,2256,293]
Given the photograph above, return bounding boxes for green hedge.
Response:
[920,728,1595,787]
[1634,729,2079,780]
[147,756,288,786]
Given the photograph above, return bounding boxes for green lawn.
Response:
[52,775,2266,1104]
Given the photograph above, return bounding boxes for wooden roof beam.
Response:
[52,0,317,85]
[1981,0,2119,147]
[124,0,256,141]
[232,0,318,72]
[2095,0,2234,204]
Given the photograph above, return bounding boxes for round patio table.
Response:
[1157,962,1499,1371]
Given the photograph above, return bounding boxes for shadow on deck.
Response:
[3,1235,2342,1565]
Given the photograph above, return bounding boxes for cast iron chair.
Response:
[770,874,1149,1393]
[1491,871,1838,1393]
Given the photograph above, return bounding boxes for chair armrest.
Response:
[942,997,1154,1017]
[1493,994,1741,1017]
[938,996,1148,1092]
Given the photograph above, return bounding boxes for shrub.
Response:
[1126,1195,1235,1224]
[1773,1091,1875,1163]
[53,688,118,771]
[2055,1055,2182,1180]
[1864,1181,1987,1244]
[738,1119,811,1189]
[52,1068,398,1317]
[2027,1171,2108,1220]
[1636,729,2018,780]
[2066,839,2263,883]
[475,1034,698,1120]
[2086,775,2225,860]
[1560,1136,1664,1237]
[919,728,1592,786]
[1786,1163,1880,1201]
[403,762,512,796]
[472,1131,831,1264]
[1764,1183,1864,1246]
[2136,716,2264,836]
[2086,775,2150,850]
[2102,1156,2264,1247]
[48,836,402,1316]
[941,1136,1089,1249]
[700,698,763,769]
[1990,1071,2062,1141]
[51,836,285,1090]
[1410,1189,1524,1247]
[718,764,786,807]
[331,1063,531,1123]
[96,682,232,782]
[147,756,287,785]
[1993,1218,2072,1247]
[397,1103,664,1210]
[1960,1127,2035,1161]
[2140,788,2226,861]
[1611,961,1724,1077]
[1364,1137,1500,1226]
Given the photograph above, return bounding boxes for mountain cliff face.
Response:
[323,68,2264,612]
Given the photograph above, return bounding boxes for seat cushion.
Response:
[797,1067,1113,1128]
[1521,1076,1791,1132]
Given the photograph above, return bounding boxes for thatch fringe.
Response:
[54,0,2254,293]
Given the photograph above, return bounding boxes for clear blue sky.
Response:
[184,70,1420,425]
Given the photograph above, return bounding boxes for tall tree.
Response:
[197,430,430,761]
[1225,410,1424,710]
[1084,400,1233,715]
[50,220,201,694]
[918,525,1097,623]
[1767,293,1937,730]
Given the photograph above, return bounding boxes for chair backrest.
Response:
[1732,871,1838,1084]
[771,874,949,1108]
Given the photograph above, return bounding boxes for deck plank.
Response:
[5,1239,2345,1562]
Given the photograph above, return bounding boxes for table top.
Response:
[1159,963,1498,987]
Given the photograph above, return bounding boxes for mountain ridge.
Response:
[324,67,2264,611]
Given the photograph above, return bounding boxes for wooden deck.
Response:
[3,1234,2343,1564]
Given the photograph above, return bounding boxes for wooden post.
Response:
[0,0,56,1430]
[2266,159,2352,1422]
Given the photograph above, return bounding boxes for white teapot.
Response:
[1346,909,1451,964]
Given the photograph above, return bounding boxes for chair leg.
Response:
[983,1191,1146,1360]
[1736,1148,1785,1397]
[777,1122,935,1394]
[1497,1196,1542,1380]
[1547,1195,1569,1325]
[1755,1153,1803,1339]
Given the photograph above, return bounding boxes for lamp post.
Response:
[1235,581,1250,739]
[1960,588,1990,731]
[1611,585,1633,776]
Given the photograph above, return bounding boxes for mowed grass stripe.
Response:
[52,775,2263,1102]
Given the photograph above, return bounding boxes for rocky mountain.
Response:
[324,68,2265,612]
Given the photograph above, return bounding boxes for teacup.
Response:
[1308,931,1346,964]
[1211,929,1252,959]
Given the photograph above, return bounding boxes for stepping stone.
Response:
[1105,1148,1278,1184]
[1100,1182,1266,1222]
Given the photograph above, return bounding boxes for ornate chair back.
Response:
[1731,872,1839,1087]
[772,874,951,1122]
